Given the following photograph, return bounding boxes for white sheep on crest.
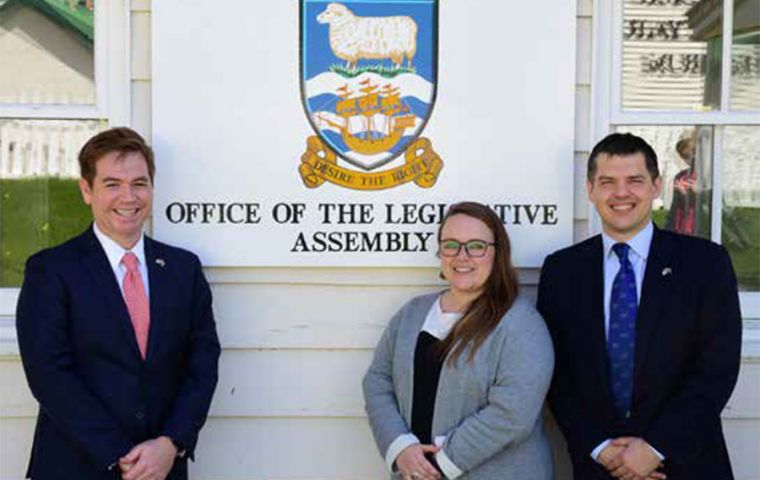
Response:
[317,3,418,69]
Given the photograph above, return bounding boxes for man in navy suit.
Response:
[537,133,741,479]
[16,127,221,480]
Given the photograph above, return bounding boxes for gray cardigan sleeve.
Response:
[362,306,412,459]
[441,303,555,473]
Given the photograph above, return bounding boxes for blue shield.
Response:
[301,0,438,171]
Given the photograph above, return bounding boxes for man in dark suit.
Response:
[16,127,221,480]
[537,133,741,479]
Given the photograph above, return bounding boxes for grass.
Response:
[1,178,92,287]
[329,63,416,79]
[722,207,760,291]
[651,209,669,229]
[654,206,759,291]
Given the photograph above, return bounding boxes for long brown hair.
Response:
[436,202,519,365]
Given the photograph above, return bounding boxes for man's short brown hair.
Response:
[78,127,155,186]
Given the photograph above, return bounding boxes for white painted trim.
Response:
[100,0,131,126]
[587,199,602,238]
[711,127,724,242]
[720,0,734,112]
[610,0,624,118]
[590,0,612,144]
[740,293,760,320]
[0,315,18,358]
[0,289,19,316]
[610,111,760,125]
[587,0,614,239]
[0,293,19,358]
[740,320,760,359]
[93,0,108,117]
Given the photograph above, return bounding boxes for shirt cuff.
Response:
[434,436,464,479]
[385,433,420,473]
[591,439,612,462]
[645,441,665,461]
[167,436,186,458]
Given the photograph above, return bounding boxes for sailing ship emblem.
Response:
[316,80,417,156]
[299,0,443,190]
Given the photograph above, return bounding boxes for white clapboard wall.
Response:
[0,2,758,480]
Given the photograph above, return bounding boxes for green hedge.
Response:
[654,206,759,291]
[723,207,760,292]
[1,178,91,287]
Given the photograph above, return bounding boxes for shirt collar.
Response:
[92,222,146,272]
[602,221,654,262]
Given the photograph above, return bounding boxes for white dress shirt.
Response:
[92,222,150,299]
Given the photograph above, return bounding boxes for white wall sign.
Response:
[152,0,576,267]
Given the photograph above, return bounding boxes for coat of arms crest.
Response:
[299,0,442,190]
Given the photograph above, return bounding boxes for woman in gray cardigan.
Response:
[363,202,555,480]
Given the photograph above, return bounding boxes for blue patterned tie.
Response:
[608,243,637,418]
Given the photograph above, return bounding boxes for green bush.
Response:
[654,205,759,291]
[723,207,760,291]
[0,178,91,287]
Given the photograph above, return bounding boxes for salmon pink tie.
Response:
[121,252,150,359]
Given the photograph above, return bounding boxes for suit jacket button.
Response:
[135,411,145,420]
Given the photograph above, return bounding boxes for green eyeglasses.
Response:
[438,239,495,257]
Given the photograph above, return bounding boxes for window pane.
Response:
[622,0,722,111]
[722,126,760,291]
[0,0,95,105]
[617,125,714,239]
[0,119,104,287]
[730,0,760,111]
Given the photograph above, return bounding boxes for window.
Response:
[0,1,128,301]
[593,0,760,319]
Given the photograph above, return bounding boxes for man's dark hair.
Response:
[78,127,155,186]
[587,132,659,182]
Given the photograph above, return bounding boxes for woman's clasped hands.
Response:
[396,443,441,480]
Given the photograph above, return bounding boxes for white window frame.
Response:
[0,0,131,353]
[591,0,760,354]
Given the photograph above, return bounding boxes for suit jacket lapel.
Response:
[144,237,168,364]
[634,227,675,390]
[582,236,615,412]
[79,227,142,359]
